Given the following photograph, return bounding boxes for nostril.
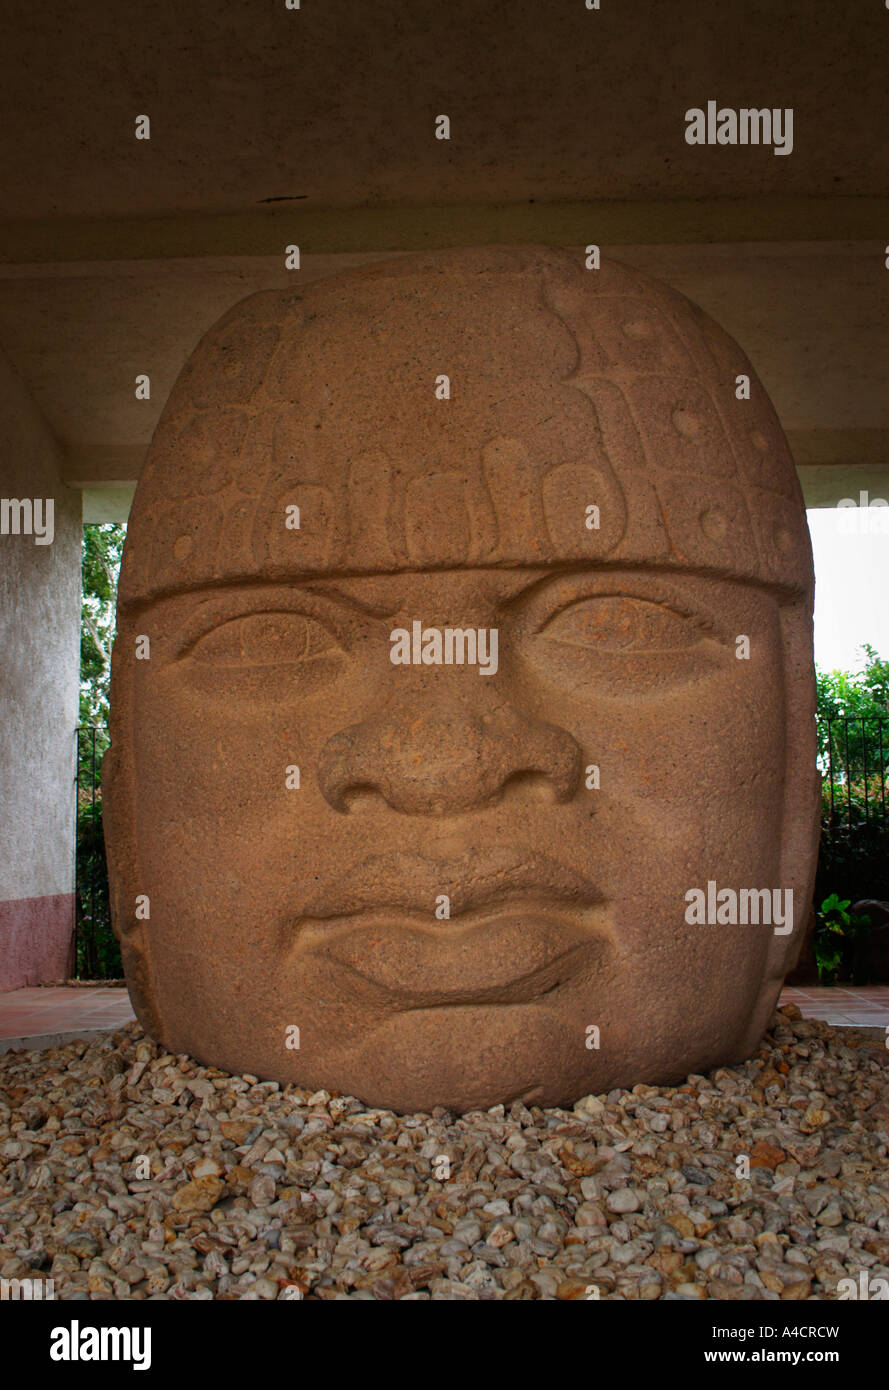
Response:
[498,769,560,805]
[340,784,387,814]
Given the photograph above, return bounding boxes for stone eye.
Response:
[188,611,340,667]
[539,596,706,653]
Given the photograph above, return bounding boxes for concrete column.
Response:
[0,346,81,990]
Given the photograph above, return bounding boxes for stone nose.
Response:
[316,703,583,815]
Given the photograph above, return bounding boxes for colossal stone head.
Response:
[104,245,820,1113]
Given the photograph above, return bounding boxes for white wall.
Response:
[0,346,81,988]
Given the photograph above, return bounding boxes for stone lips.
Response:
[119,246,812,604]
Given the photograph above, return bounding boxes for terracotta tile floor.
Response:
[0,984,887,1053]
[780,985,889,1029]
[0,985,135,1052]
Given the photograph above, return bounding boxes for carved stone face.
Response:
[104,246,820,1113]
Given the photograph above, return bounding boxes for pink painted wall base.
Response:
[0,893,74,991]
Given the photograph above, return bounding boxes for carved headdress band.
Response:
[119,247,811,605]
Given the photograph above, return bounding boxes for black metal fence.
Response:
[817,716,889,831]
[813,717,889,982]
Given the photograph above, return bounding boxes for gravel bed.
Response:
[1,1004,887,1300]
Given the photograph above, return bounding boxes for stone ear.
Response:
[737,597,821,1057]
[101,743,164,1042]
[773,597,822,981]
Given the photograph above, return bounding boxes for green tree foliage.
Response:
[812,646,889,985]
[77,523,125,978]
[79,523,125,733]
[816,643,889,722]
[815,645,889,823]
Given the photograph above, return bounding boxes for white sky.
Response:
[808,507,889,673]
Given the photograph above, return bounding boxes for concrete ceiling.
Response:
[3,0,888,221]
[0,0,886,517]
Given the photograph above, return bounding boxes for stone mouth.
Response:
[297,847,603,919]
[294,896,612,1006]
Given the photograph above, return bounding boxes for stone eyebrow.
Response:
[119,575,403,616]
[302,581,403,618]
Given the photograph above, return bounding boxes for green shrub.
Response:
[75,798,121,979]
[814,893,872,986]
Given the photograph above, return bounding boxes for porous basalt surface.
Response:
[104,246,820,1111]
